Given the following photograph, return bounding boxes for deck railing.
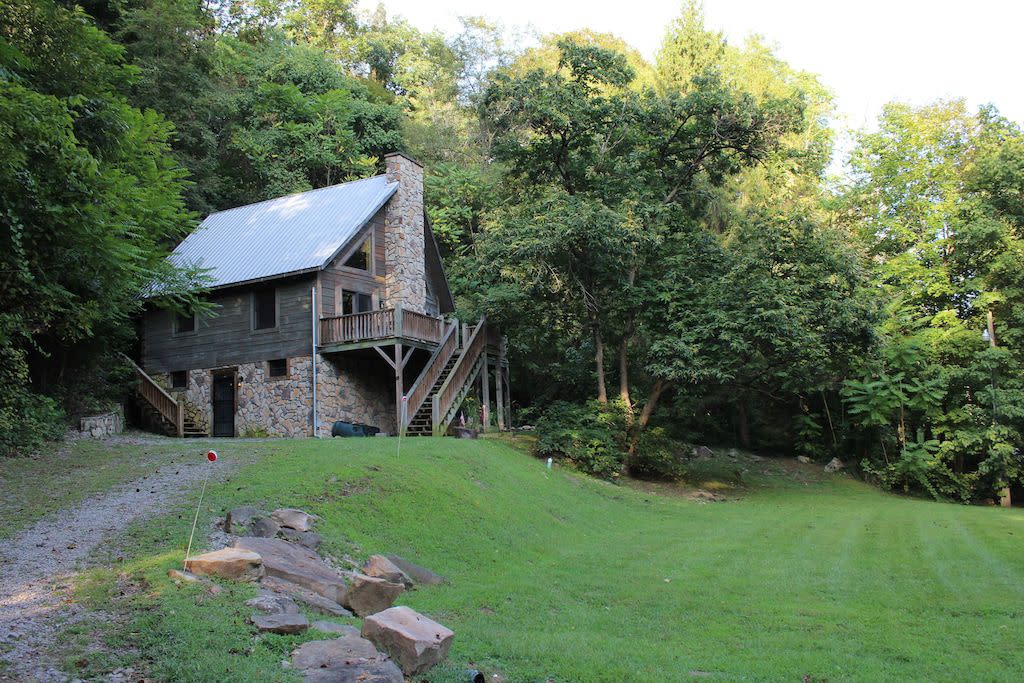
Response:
[319,307,446,347]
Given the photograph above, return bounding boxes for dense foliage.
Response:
[1,0,1021,502]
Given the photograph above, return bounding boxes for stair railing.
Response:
[432,316,487,435]
[401,319,459,435]
[120,353,184,437]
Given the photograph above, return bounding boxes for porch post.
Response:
[394,342,403,436]
[495,362,504,431]
[481,353,491,430]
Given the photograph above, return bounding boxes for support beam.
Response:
[495,360,505,431]
[374,345,396,369]
[481,353,491,430]
[394,343,403,436]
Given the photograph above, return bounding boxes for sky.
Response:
[374,0,1024,163]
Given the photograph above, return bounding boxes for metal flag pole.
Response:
[183,450,217,572]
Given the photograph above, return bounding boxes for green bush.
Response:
[534,401,627,479]
[0,347,65,456]
[628,428,688,481]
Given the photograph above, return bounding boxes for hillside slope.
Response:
[65,437,1024,681]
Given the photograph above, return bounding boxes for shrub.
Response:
[0,347,65,456]
[628,428,688,481]
[534,401,627,479]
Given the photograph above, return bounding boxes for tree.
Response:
[0,0,203,450]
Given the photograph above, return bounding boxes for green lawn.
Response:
[69,437,1024,681]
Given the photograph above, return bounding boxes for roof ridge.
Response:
[202,173,392,221]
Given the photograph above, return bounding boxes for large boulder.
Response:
[292,633,403,683]
[272,508,317,532]
[225,506,262,534]
[362,555,413,589]
[252,517,281,538]
[340,572,404,617]
[361,606,454,676]
[251,612,309,634]
[261,576,352,617]
[385,555,445,586]
[824,457,845,473]
[245,590,300,615]
[279,528,323,550]
[234,537,347,604]
[185,548,263,582]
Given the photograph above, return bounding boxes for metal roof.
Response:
[168,174,398,290]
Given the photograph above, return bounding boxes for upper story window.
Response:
[174,310,196,334]
[344,237,371,271]
[339,289,372,315]
[252,287,277,330]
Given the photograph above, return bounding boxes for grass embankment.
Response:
[68,437,1024,681]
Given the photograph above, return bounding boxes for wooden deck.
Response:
[318,307,445,351]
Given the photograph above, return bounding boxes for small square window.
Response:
[174,311,195,334]
[268,358,288,378]
[253,288,276,330]
[171,370,187,388]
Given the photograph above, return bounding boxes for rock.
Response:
[824,457,845,473]
[292,633,380,668]
[261,577,353,617]
[451,426,478,439]
[340,572,404,617]
[185,547,263,582]
[235,537,347,604]
[167,569,203,584]
[225,506,262,534]
[797,455,812,464]
[272,508,317,532]
[251,612,309,634]
[311,621,359,636]
[361,606,454,676]
[362,555,413,589]
[279,528,323,550]
[292,633,403,683]
[253,517,281,538]
[693,446,713,459]
[385,555,445,586]
[246,590,300,614]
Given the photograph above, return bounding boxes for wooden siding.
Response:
[319,205,387,317]
[142,275,316,374]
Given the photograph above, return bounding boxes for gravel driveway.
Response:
[0,447,239,681]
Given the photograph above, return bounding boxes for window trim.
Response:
[266,358,289,380]
[336,287,374,316]
[251,287,279,333]
[172,310,197,336]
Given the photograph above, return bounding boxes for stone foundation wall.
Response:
[79,408,124,438]
[152,355,394,438]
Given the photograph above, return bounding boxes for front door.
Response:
[212,374,235,437]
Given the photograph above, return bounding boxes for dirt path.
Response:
[0,451,239,682]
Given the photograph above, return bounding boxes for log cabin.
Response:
[132,153,509,438]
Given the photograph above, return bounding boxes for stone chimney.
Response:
[383,152,427,314]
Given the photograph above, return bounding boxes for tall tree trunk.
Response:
[628,379,669,457]
[619,333,632,411]
[594,329,608,404]
[736,399,751,449]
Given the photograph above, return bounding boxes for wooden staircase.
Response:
[404,354,461,436]
[400,316,492,437]
[121,353,185,438]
